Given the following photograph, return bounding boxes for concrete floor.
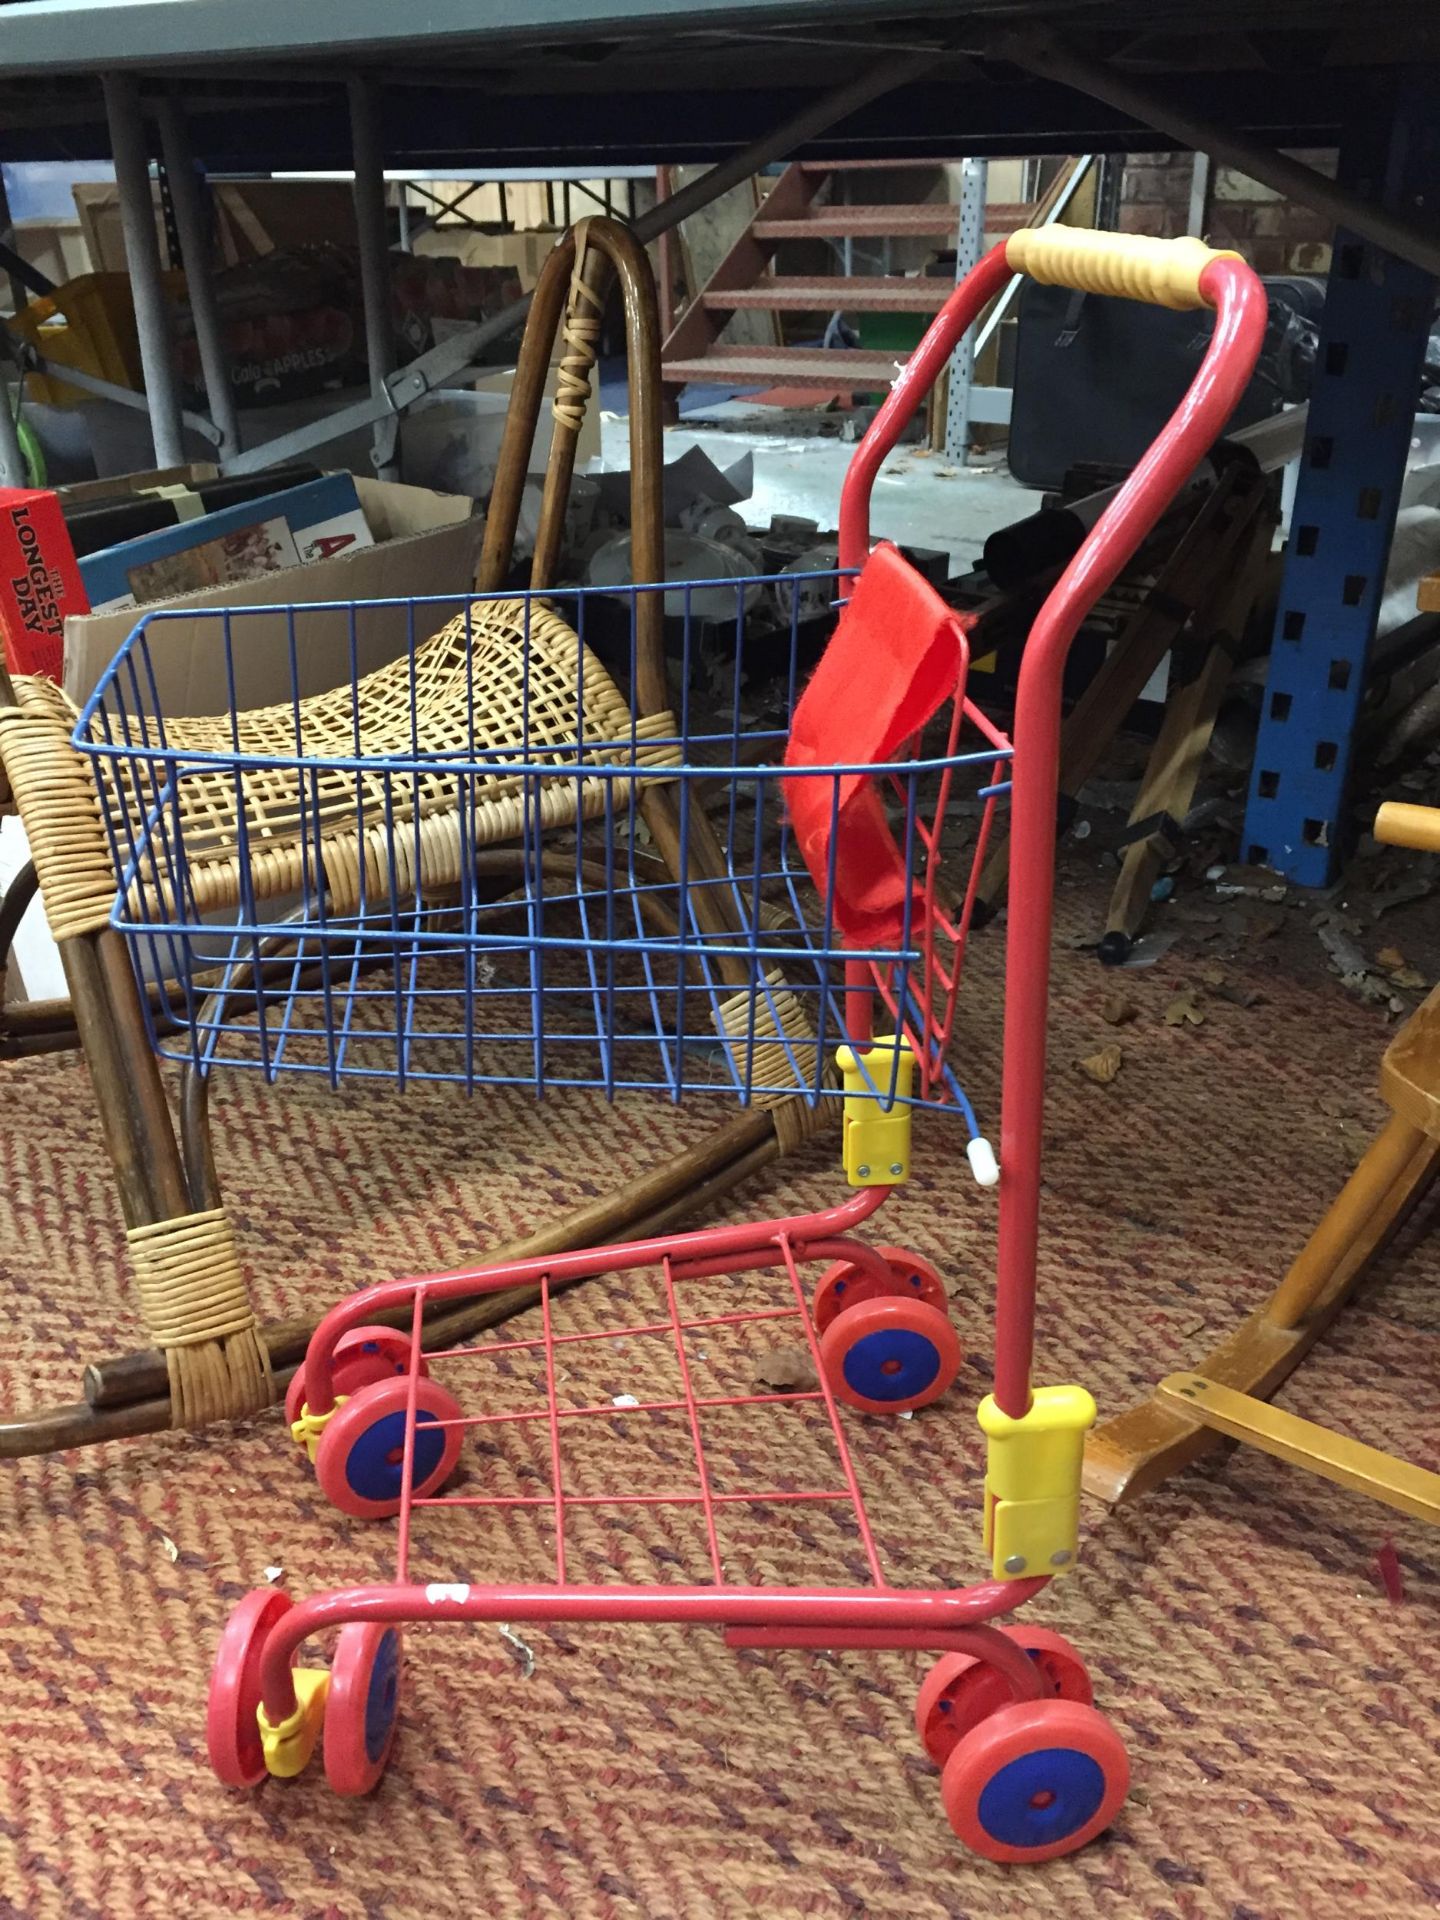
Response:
[597,405,1038,572]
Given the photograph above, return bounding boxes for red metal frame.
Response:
[261,1181,1049,1722]
[244,242,1268,1810]
[840,248,1267,1416]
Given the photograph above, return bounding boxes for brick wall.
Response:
[1119,150,1336,275]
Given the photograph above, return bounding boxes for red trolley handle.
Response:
[841,229,1268,1416]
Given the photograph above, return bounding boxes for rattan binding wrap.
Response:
[552,226,603,433]
[714,968,835,1153]
[59,596,678,923]
[127,1209,272,1428]
[0,691,117,939]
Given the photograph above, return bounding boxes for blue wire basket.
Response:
[73,573,1010,1135]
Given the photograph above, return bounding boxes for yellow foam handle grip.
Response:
[1006,228,1242,312]
[1376,801,1440,854]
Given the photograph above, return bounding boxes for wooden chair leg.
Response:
[1084,1114,1440,1504]
[0,1099,790,1458]
[975,468,1261,913]
[60,928,276,1428]
[1099,505,1275,962]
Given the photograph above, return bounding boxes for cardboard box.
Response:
[413,226,559,286]
[57,462,221,506]
[79,470,372,613]
[63,476,481,716]
[0,488,90,679]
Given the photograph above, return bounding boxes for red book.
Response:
[0,488,90,681]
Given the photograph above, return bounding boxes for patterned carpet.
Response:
[2,863,1439,1920]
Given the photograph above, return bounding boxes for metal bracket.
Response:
[2,325,225,446]
[943,158,988,466]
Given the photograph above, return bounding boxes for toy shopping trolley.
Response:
[102,230,1260,1863]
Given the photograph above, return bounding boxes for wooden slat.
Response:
[1085,1114,1440,1505]
[1155,1373,1440,1525]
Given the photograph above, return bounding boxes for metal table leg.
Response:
[347,76,398,482]
[156,98,240,461]
[103,73,185,468]
[0,369,26,487]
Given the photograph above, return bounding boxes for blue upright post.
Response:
[1242,84,1439,884]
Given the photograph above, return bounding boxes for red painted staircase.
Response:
[661,160,1029,398]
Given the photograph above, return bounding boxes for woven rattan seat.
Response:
[12,597,678,936]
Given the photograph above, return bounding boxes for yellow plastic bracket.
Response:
[257,1667,329,1779]
[836,1037,916,1188]
[977,1384,1097,1580]
[290,1395,347,1463]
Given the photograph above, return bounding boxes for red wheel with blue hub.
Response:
[285,1325,424,1430]
[819,1294,961,1415]
[941,1698,1129,1863]
[325,1623,403,1795]
[916,1626,1093,1766]
[313,1373,464,1519]
[206,1588,295,1788]
[812,1245,948,1335]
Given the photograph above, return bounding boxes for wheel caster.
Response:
[285,1324,424,1431]
[812,1245,948,1334]
[206,1588,295,1788]
[313,1373,464,1519]
[325,1623,403,1795]
[940,1698,1129,1863]
[819,1294,961,1415]
[916,1626,1093,1766]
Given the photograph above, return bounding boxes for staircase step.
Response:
[661,346,911,390]
[797,157,958,172]
[702,275,950,315]
[753,203,1031,240]
[753,204,961,239]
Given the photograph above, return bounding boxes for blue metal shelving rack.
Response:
[1243,84,1440,885]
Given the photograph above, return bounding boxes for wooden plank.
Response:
[1155,1373,1440,1525]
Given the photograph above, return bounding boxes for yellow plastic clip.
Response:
[977,1384,1097,1580]
[257,1667,329,1779]
[836,1036,915,1188]
[289,1395,347,1463]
